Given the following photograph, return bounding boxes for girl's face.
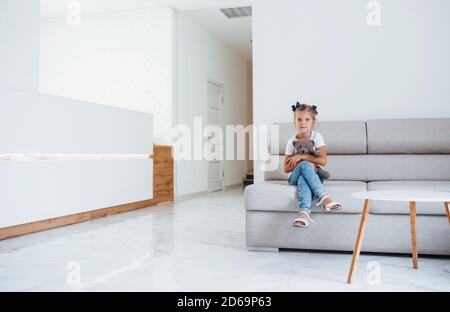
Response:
[294,111,315,135]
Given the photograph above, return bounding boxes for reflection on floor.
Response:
[0,187,449,291]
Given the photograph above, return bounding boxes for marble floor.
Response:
[0,187,449,292]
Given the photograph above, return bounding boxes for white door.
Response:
[207,81,224,192]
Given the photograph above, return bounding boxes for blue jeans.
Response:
[288,161,326,213]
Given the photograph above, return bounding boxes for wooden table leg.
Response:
[347,199,371,284]
[409,201,418,269]
[445,202,450,225]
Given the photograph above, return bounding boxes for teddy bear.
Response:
[292,139,331,180]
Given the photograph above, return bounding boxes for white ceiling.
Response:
[184,8,252,61]
[40,0,252,61]
[40,0,252,17]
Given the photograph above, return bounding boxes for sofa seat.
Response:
[368,181,450,215]
[244,180,367,214]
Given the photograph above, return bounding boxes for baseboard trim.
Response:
[0,199,160,241]
[174,191,208,202]
[247,247,280,252]
[174,183,243,202]
[225,183,243,190]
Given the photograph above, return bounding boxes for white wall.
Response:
[246,61,253,173]
[253,0,450,182]
[39,7,174,143]
[2,1,249,202]
[175,12,248,197]
[0,0,39,90]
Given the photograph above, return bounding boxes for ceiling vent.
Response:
[220,6,252,19]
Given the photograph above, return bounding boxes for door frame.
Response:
[206,78,225,192]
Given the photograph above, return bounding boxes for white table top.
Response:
[351,190,450,202]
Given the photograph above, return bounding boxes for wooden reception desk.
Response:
[0,144,173,240]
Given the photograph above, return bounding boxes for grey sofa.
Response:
[244,119,450,255]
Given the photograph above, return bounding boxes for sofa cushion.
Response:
[263,156,289,181]
[264,155,369,181]
[315,121,367,155]
[321,155,368,181]
[368,181,450,215]
[367,119,450,154]
[244,180,367,214]
[269,121,367,155]
[268,122,297,155]
[367,155,450,181]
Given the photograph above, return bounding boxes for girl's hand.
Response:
[288,154,304,168]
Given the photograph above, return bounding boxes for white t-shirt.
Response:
[285,131,326,156]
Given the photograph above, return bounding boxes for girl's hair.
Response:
[291,102,318,119]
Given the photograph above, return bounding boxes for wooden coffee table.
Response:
[347,190,450,284]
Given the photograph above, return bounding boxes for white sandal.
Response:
[292,211,314,227]
[316,195,343,212]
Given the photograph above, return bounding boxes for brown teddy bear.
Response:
[292,139,331,180]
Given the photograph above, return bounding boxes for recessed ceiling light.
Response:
[220,6,252,19]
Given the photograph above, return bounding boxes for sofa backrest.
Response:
[367,119,450,154]
[268,121,367,155]
[264,118,450,182]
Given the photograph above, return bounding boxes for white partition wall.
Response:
[0,89,153,228]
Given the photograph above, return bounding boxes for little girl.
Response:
[284,102,343,227]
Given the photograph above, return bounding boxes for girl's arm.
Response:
[284,155,297,173]
[283,147,328,173]
[301,146,327,166]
